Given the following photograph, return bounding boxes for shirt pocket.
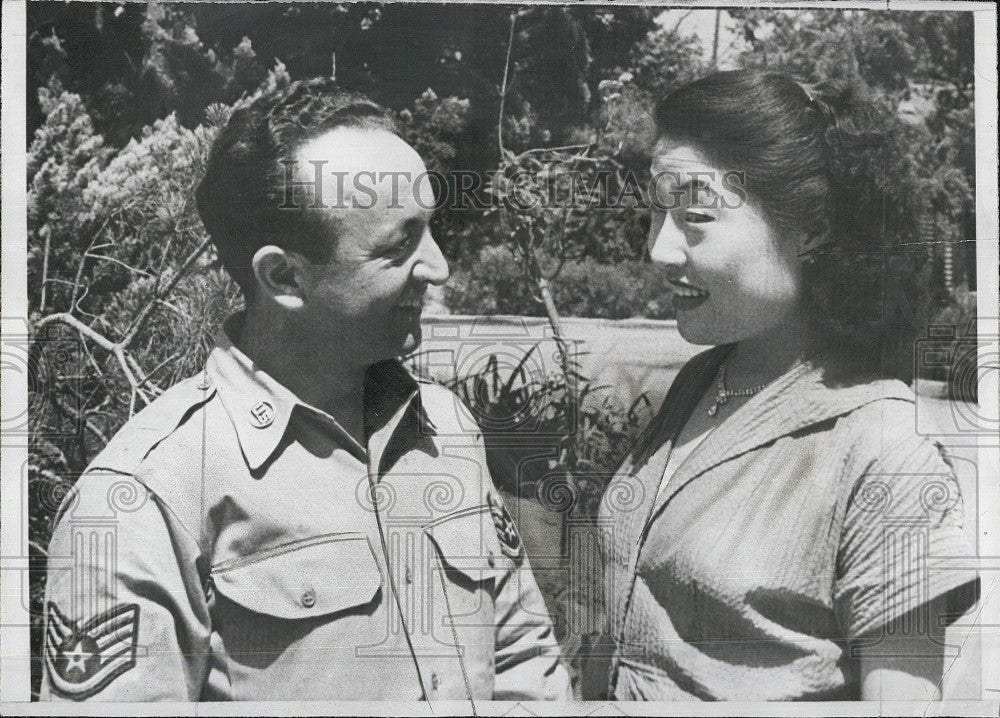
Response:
[424,506,505,587]
[210,532,382,619]
[422,506,503,672]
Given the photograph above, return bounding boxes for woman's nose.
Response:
[648,212,687,266]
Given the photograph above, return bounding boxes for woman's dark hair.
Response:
[196,77,398,301]
[654,69,929,383]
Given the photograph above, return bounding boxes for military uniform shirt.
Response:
[42,315,570,702]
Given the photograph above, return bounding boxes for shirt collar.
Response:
[205,313,429,472]
[365,359,437,480]
[694,347,914,469]
[637,344,915,493]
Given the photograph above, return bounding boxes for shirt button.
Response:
[431,673,440,691]
[487,550,496,568]
[301,589,316,608]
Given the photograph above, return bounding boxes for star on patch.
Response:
[45,602,139,699]
[487,491,524,561]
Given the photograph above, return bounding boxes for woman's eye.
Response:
[684,211,714,224]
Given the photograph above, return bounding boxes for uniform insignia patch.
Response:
[487,491,524,560]
[45,602,139,699]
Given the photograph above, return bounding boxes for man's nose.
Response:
[648,212,687,266]
[412,229,450,286]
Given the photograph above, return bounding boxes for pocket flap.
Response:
[211,533,382,619]
[423,506,503,583]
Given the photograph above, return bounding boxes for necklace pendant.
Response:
[708,402,719,417]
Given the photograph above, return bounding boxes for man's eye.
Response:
[386,232,421,259]
[684,211,713,224]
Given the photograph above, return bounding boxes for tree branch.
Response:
[69,214,114,312]
[35,235,212,419]
[52,395,109,444]
[121,236,212,347]
[671,9,694,34]
[39,225,52,314]
[35,312,116,352]
[83,251,155,278]
[498,11,517,158]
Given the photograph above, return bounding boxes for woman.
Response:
[598,70,979,701]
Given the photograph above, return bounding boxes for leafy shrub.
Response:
[554,257,676,320]
[396,89,471,174]
[444,246,676,319]
[439,344,652,512]
[437,345,653,699]
[443,246,540,315]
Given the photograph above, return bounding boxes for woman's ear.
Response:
[251,246,306,310]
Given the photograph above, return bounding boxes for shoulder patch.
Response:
[45,602,140,700]
[487,491,524,561]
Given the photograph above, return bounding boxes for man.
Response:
[42,78,569,703]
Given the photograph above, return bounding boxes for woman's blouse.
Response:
[599,346,979,700]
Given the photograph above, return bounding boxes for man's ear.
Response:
[251,246,306,310]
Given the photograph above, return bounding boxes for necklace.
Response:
[707,362,768,417]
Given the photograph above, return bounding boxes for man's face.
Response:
[290,127,449,368]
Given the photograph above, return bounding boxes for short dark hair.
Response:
[196,77,398,299]
[655,69,928,382]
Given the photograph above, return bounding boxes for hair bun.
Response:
[810,80,886,150]
[806,80,895,218]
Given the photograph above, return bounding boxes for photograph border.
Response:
[2,0,997,713]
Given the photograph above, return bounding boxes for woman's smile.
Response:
[666,277,710,311]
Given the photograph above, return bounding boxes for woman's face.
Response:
[648,136,805,346]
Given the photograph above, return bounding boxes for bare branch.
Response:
[51,395,109,444]
[155,298,188,319]
[79,339,107,386]
[121,236,213,347]
[113,347,146,417]
[34,312,116,352]
[71,285,93,317]
[513,143,593,162]
[36,239,208,418]
[83,251,155,278]
[498,12,517,158]
[39,225,52,314]
[69,214,114,311]
[136,350,182,388]
[671,9,694,34]
[38,277,78,288]
[127,351,162,396]
[541,252,567,283]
